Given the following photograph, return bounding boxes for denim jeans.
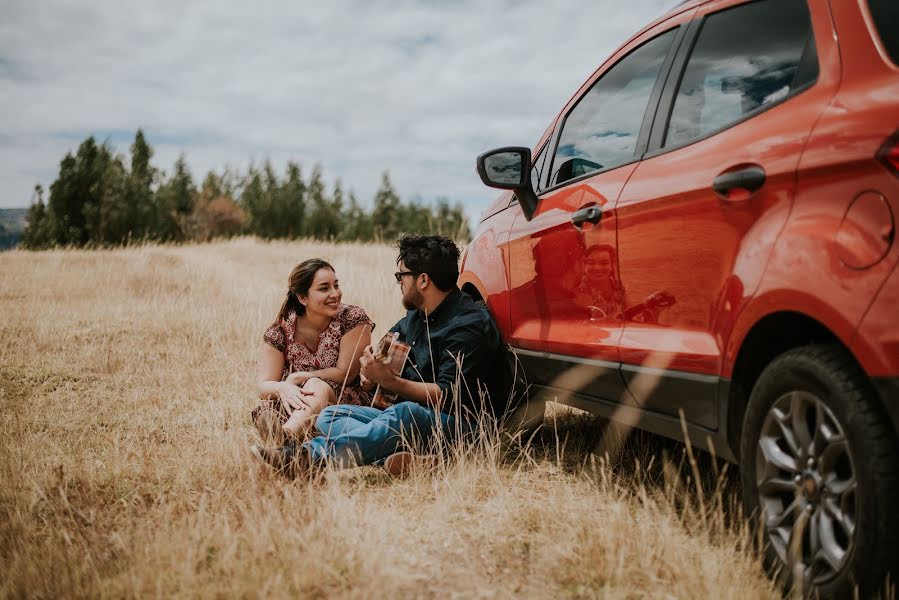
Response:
[303,401,472,468]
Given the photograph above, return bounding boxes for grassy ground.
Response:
[0,238,777,598]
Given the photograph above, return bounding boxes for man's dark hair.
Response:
[397,235,460,292]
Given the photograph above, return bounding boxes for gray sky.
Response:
[1,0,677,221]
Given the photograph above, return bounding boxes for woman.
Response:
[253,258,373,446]
[576,244,627,321]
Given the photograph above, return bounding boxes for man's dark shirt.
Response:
[389,288,501,417]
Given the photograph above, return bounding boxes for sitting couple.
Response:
[250,234,502,477]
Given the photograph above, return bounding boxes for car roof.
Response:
[625,0,709,46]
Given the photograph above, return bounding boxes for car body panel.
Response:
[729,0,899,377]
[462,0,899,444]
[613,0,841,431]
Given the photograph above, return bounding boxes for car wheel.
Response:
[740,345,899,598]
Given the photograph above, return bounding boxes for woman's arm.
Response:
[288,324,371,387]
[256,342,287,399]
[256,343,310,412]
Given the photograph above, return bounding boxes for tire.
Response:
[740,345,899,598]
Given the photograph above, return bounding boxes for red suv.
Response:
[462,0,898,596]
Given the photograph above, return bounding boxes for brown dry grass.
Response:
[0,238,778,599]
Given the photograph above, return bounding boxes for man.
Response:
[251,234,502,477]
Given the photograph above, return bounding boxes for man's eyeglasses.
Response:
[394,271,417,283]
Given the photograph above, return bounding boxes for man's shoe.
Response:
[383,451,440,479]
[249,443,312,478]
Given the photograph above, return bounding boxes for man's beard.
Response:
[402,285,424,311]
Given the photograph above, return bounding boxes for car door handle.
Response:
[571,205,602,226]
[712,166,766,198]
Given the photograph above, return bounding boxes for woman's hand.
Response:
[285,371,312,386]
[276,382,313,414]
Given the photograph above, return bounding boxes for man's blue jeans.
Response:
[303,401,472,468]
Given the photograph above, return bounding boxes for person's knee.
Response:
[317,403,344,421]
[304,377,336,404]
[390,401,432,424]
[315,407,336,434]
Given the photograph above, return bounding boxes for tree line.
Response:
[22,129,471,248]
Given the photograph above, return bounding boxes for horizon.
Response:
[1,0,678,223]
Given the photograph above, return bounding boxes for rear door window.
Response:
[665,0,817,148]
[867,0,899,65]
[548,28,677,187]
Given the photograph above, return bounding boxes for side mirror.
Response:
[476,146,539,221]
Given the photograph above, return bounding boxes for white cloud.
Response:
[0,0,677,221]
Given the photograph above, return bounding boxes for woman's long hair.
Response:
[277,259,335,321]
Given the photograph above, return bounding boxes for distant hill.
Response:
[0,208,27,250]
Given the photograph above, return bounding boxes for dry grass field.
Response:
[0,238,778,599]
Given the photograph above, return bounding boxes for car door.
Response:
[507,14,691,405]
[614,0,840,428]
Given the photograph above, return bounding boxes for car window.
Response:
[530,143,549,195]
[548,28,677,188]
[867,0,899,65]
[665,0,817,148]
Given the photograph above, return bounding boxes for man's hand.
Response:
[359,371,374,391]
[360,346,396,387]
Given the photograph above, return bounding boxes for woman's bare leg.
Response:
[282,378,335,439]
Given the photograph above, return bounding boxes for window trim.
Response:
[508,139,550,208]
[538,24,687,197]
[643,0,821,160]
[530,140,551,195]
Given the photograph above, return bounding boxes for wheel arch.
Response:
[727,311,845,461]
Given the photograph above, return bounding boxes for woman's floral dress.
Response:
[251,304,374,425]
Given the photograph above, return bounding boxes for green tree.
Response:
[371,171,402,241]
[119,129,157,241]
[279,161,306,238]
[154,155,196,241]
[401,195,432,235]
[433,197,471,242]
[44,138,121,246]
[91,145,128,245]
[305,165,338,239]
[22,185,50,248]
[339,190,373,241]
[240,165,267,237]
[330,179,345,238]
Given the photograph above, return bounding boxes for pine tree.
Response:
[154,155,196,240]
[432,197,471,241]
[46,139,105,246]
[281,161,306,238]
[22,185,49,248]
[371,171,402,241]
[86,143,127,245]
[330,179,345,238]
[240,166,267,237]
[305,165,337,239]
[339,191,373,241]
[121,129,156,241]
[402,195,431,235]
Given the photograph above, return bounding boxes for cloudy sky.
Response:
[1,0,677,221]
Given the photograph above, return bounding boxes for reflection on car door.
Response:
[507,21,687,406]
[614,0,839,428]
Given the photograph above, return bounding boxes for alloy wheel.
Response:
[755,390,857,586]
